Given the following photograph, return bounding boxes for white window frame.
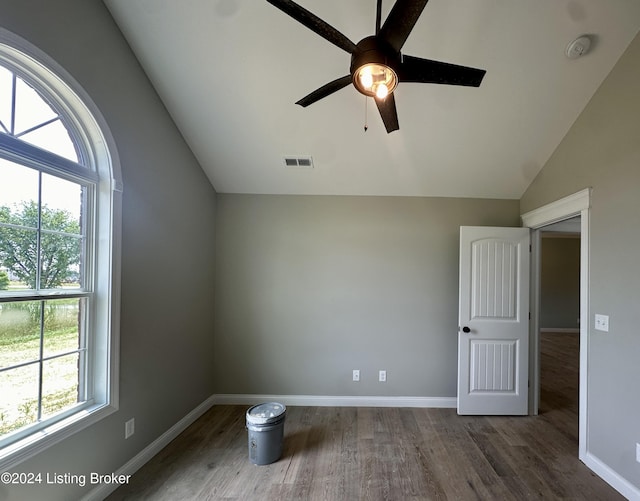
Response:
[0,29,122,470]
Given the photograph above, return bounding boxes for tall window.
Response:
[0,32,120,468]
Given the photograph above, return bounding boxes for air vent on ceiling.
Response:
[283,155,314,168]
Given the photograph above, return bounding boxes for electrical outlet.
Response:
[379,370,386,382]
[352,369,360,382]
[125,418,135,439]
[595,314,609,332]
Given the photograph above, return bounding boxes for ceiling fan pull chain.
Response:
[364,96,369,132]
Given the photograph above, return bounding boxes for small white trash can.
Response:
[246,402,286,465]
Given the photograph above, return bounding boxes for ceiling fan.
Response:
[266,0,486,133]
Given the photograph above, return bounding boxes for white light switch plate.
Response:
[595,314,609,332]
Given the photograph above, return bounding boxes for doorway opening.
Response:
[538,218,581,433]
[521,188,590,461]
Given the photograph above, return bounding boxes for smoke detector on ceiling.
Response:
[566,35,592,59]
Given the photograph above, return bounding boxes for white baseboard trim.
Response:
[80,394,217,501]
[584,451,640,501]
[540,328,580,333]
[212,394,457,408]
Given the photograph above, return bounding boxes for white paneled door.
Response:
[457,226,530,415]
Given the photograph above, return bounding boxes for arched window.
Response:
[0,30,121,468]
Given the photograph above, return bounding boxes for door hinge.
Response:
[529,244,532,252]
[529,312,531,320]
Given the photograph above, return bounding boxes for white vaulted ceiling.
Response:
[104,0,640,198]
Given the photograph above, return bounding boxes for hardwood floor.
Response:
[107,332,622,500]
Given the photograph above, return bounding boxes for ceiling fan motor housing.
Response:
[350,36,400,97]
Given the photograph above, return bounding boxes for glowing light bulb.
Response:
[376,83,389,99]
[360,68,373,89]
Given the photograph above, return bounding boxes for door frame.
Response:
[521,188,590,461]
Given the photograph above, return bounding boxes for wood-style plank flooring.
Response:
[107,332,622,500]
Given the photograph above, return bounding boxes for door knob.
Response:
[462,326,471,333]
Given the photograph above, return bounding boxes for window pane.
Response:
[20,119,78,162]
[41,173,83,232]
[0,66,13,134]
[41,353,81,420]
[0,159,38,216]
[0,301,42,369]
[40,232,82,290]
[0,363,39,436]
[0,161,38,292]
[43,298,82,358]
[0,68,79,162]
[0,225,38,291]
[13,77,57,137]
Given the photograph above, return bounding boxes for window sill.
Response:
[0,402,117,471]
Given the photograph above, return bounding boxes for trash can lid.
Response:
[246,402,286,425]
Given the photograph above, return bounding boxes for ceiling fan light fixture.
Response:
[354,62,397,99]
[350,36,399,100]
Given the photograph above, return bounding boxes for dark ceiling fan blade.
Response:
[397,54,486,87]
[379,0,429,52]
[266,0,357,54]
[295,75,352,107]
[375,93,400,133]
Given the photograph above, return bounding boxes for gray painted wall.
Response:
[0,1,217,500]
[214,195,520,397]
[521,32,640,491]
[540,237,580,329]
